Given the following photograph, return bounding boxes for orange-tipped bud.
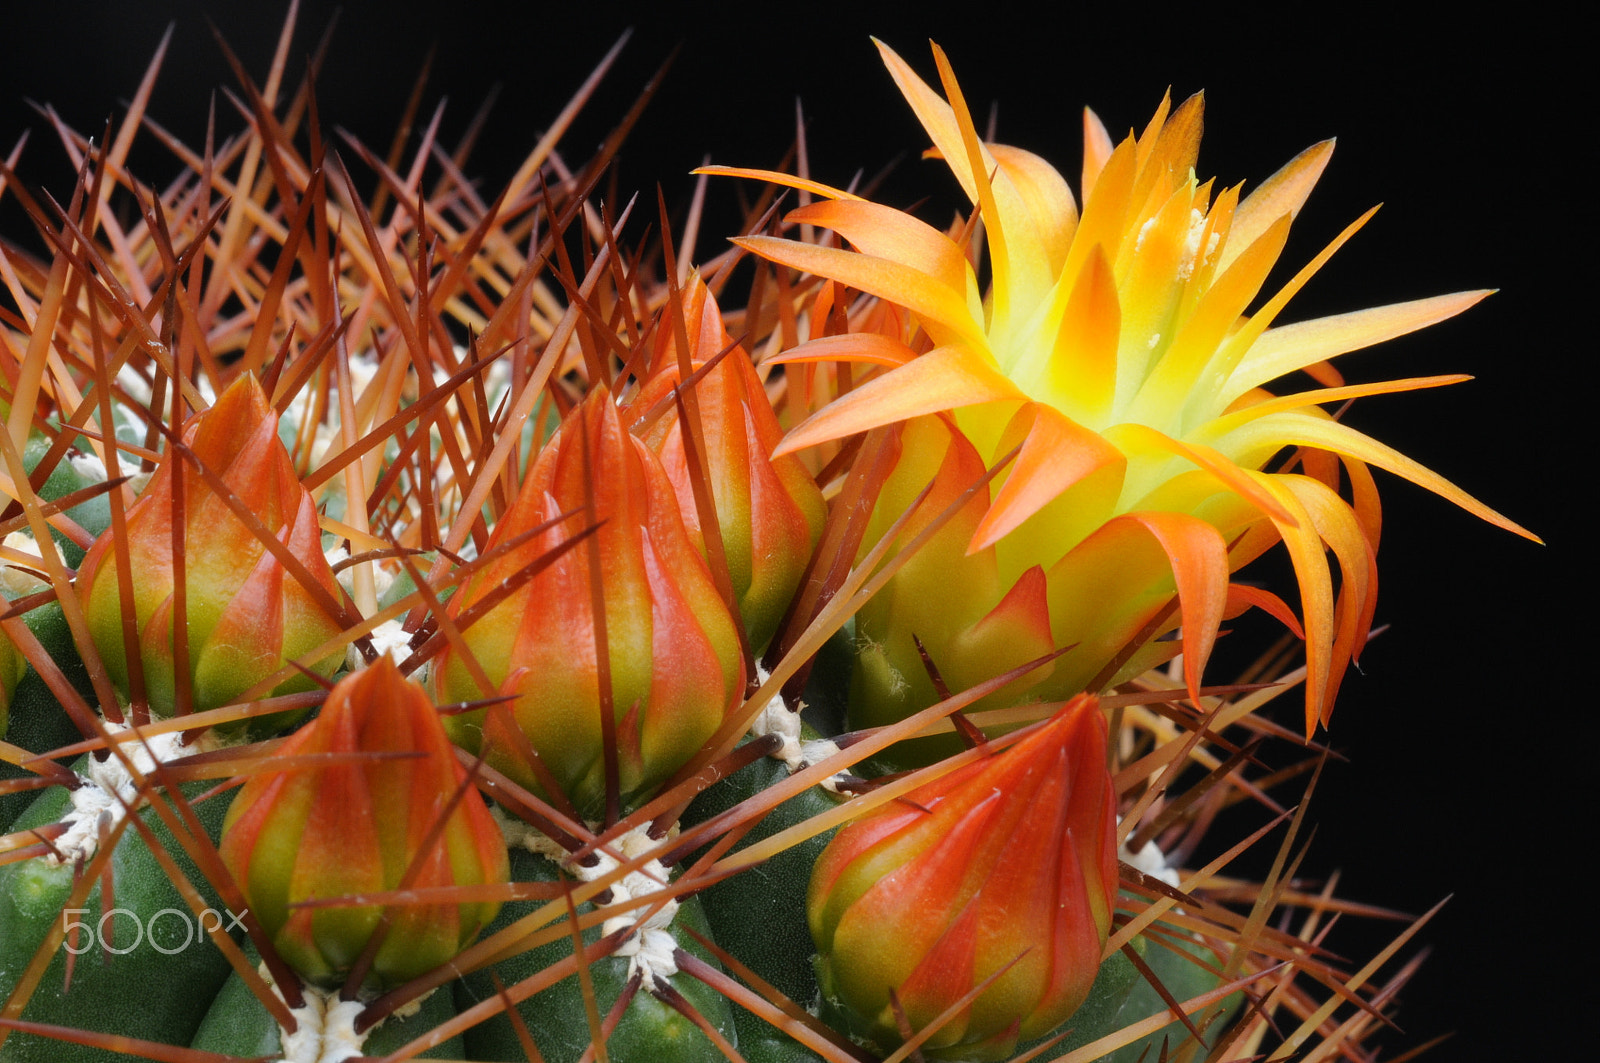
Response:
[78,375,345,720]
[219,656,508,988]
[634,274,825,653]
[807,694,1118,1061]
[433,385,745,820]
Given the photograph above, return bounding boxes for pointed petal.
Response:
[1221,139,1335,273]
[734,235,985,349]
[774,346,1024,457]
[1205,206,1384,410]
[1246,473,1335,737]
[1081,107,1115,200]
[693,164,863,202]
[1213,411,1540,542]
[766,331,919,370]
[970,403,1125,553]
[787,198,971,292]
[1226,584,1306,640]
[1210,374,1471,431]
[1037,246,1120,423]
[1107,422,1297,526]
[1279,475,1378,723]
[874,38,991,203]
[1225,290,1493,398]
[1115,511,1229,702]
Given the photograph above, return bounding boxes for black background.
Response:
[1,2,1581,1058]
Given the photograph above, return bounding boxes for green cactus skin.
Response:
[456,846,738,1063]
[189,940,467,1059]
[1101,934,1241,1063]
[0,764,233,1062]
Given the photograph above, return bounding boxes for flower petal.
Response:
[774,346,1025,457]
[971,403,1125,554]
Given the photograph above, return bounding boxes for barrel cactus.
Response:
[0,10,1537,1063]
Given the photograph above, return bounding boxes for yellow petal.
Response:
[970,403,1126,553]
[1215,411,1540,542]
[990,143,1078,275]
[1220,139,1335,273]
[1209,374,1471,431]
[1225,291,1493,399]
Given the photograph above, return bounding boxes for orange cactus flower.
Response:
[808,694,1117,1061]
[219,655,509,988]
[433,385,745,820]
[713,40,1537,735]
[78,374,346,720]
[631,272,826,654]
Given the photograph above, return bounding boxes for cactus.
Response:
[0,9,1540,1063]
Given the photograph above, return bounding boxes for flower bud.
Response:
[433,385,745,819]
[808,694,1117,1061]
[219,656,509,988]
[633,273,825,653]
[78,374,346,720]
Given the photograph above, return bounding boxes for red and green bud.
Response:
[219,655,509,989]
[433,385,745,819]
[78,374,345,719]
[633,273,825,653]
[808,693,1118,1061]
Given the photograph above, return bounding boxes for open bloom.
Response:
[716,40,1536,734]
[808,694,1117,1061]
[78,374,346,720]
[433,385,745,819]
[219,656,508,988]
[631,273,826,654]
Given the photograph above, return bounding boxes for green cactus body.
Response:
[457,846,738,1063]
[189,941,467,1059]
[0,765,233,1062]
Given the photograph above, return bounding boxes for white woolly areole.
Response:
[48,722,199,867]
[594,827,681,990]
[67,450,109,483]
[117,363,153,406]
[746,664,851,791]
[325,547,410,671]
[748,689,804,771]
[1119,832,1181,888]
[342,618,413,672]
[0,530,48,597]
[261,963,427,1063]
[324,546,397,604]
[496,812,681,991]
[279,990,367,1063]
